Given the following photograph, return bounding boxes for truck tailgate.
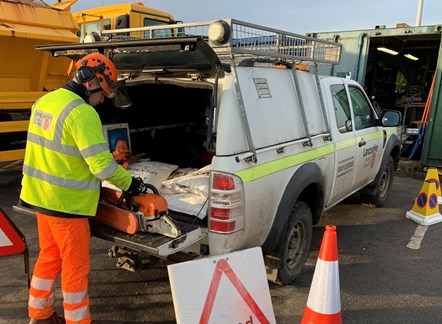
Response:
[13,204,207,257]
[90,217,206,257]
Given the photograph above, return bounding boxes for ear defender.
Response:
[75,65,96,84]
[75,61,100,97]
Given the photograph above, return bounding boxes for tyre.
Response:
[360,156,395,207]
[276,201,312,285]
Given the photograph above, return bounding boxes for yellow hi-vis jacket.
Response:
[20,88,132,216]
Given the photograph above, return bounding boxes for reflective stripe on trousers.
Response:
[29,212,92,324]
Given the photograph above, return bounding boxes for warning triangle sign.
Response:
[0,207,26,257]
[199,259,271,324]
[168,247,275,324]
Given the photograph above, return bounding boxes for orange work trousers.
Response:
[28,212,92,324]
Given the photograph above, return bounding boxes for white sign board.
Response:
[168,246,276,324]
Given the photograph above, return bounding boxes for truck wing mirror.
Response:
[380,110,401,127]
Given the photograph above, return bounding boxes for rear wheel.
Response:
[360,156,395,207]
[276,201,312,285]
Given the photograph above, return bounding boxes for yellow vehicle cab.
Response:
[73,2,177,42]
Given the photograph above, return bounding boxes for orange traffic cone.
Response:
[301,225,341,324]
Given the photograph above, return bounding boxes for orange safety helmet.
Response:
[74,53,118,98]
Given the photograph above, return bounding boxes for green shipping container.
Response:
[308,23,442,169]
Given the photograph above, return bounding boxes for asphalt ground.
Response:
[1,160,441,323]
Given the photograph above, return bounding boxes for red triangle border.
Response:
[199,258,270,324]
[0,207,27,257]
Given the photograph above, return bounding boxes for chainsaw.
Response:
[95,180,181,238]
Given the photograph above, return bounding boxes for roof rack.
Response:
[100,18,341,65]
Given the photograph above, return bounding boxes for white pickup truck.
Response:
[31,19,401,285]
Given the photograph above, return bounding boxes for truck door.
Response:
[347,84,383,188]
[325,80,358,206]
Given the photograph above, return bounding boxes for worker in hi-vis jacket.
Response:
[19,53,143,324]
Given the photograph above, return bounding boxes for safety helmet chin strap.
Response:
[82,81,102,98]
[89,87,103,95]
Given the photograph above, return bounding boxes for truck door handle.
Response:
[358,140,366,147]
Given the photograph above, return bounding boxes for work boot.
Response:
[29,312,65,324]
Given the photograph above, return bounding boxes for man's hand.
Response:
[118,177,144,210]
[127,177,144,196]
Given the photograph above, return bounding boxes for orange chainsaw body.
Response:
[101,187,168,217]
[95,187,169,235]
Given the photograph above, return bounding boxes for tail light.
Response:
[209,172,245,234]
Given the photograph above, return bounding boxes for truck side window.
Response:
[116,14,130,29]
[143,18,173,38]
[103,18,111,30]
[349,86,375,130]
[331,84,351,133]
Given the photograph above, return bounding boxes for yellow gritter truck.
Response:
[72,2,177,42]
[0,0,79,162]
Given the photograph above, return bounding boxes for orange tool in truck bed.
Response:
[95,186,181,238]
[95,201,139,234]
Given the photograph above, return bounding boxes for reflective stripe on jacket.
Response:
[20,88,132,216]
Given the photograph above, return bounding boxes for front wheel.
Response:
[276,201,312,285]
[360,156,395,207]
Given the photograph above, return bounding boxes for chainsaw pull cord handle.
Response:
[141,183,159,195]
[117,190,135,211]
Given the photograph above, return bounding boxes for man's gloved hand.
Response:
[127,177,144,196]
[118,177,144,210]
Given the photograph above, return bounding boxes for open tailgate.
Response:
[89,216,206,257]
[13,205,206,257]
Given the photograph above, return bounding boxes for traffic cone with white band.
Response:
[301,225,342,324]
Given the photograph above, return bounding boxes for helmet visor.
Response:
[111,80,132,109]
